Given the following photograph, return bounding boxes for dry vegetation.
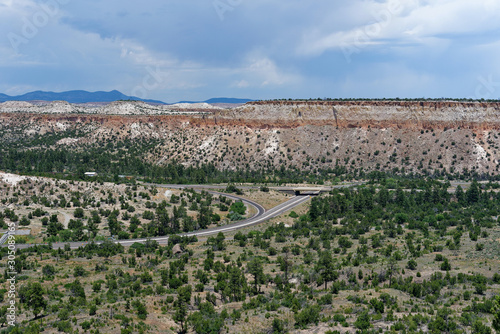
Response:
[1,177,500,333]
[1,101,500,333]
[0,173,248,245]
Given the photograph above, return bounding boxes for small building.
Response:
[84,172,98,177]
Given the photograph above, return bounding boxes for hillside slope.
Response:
[1,100,499,177]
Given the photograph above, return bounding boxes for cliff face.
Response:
[1,101,500,176]
[216,101,500,130]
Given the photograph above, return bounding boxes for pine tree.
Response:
[174,285,192,334]
[247,258,264,293]
[386,257,398,287]
[278,248,292,283]
[228,265,246,301]
[309,198,321,221]
[316,251,338,289]
[466,180,480,204]
[455,185,465,204]
[493,295,500,333]
[27,283,47,319]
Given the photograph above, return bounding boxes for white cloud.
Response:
[298,0,500,57]
[233,80,249,88]
[340,62,437,97]
[245,56,300,87]
[1,0,500,100]
[0,0,302,100]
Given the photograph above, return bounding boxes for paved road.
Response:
[1,179,485,251]
[141,182,366,193]
[12,189,309,250]
[116,195,311,247]
[11,181,366,250]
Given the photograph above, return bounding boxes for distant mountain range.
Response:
[0,90,254,105]
[0,90,166,104]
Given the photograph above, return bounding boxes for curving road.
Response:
[12,188,311,250]
[116,195,311,247]
[10,181,364,250]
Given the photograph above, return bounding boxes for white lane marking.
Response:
[105,196,311,245]
[184,196,311,237]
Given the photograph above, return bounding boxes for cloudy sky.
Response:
[1,0,500,102]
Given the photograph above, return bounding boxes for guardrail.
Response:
[0,232,11,245]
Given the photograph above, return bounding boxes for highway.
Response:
[141,182,367,194]
[12,188,311,250]
[116,195,311,247]
[10,181,365,250]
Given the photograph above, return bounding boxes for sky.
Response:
[1,0,500,102]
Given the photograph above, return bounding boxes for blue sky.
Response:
[1,0,500,102]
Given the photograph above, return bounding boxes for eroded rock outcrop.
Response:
[1,100,500,175]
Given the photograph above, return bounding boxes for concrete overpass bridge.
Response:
[271,187,329,196]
